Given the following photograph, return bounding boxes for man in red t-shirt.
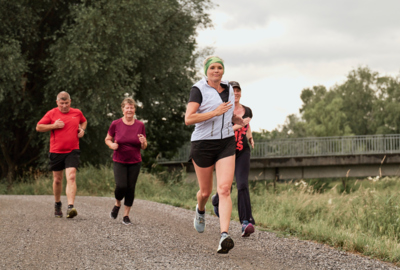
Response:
[36,91,87,219]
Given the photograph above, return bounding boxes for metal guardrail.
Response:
[158,134,400,163]
[252,134,400,158]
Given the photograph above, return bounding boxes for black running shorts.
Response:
[189,136,235,168]
[48,149,81,171]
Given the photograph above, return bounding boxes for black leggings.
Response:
[113,161,141,207]
[213,150,255,225]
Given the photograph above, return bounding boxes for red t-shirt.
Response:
[37,108,87,153]
[108,118,146,164]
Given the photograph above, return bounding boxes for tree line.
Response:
[253,67,400,141]
[0,0,212,184]
[2,1,399,185]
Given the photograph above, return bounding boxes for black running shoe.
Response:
[217,233,234,254]
[54,202,63,218]
[211,193,219,206]
[122,216,132,225]
[110,205,120,219]
[66,207,78,219]
[211,194,219,217]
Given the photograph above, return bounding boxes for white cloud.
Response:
[196,0,400,131]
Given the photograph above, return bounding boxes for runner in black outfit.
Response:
[212,81,256,237]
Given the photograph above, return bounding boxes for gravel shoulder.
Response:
[0,195,398,270]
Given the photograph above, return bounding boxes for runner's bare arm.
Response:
[105,133,118,150]
[185,101,233,126]
[78,121,87,138]
[36,119,64,132]
[232,115,250,126]
[246,124,254,148]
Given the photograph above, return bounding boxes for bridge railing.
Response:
[252,134,400,158]
[158,134,400,163]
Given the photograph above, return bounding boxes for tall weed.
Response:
[248,177,400,263]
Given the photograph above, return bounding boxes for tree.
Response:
[373,76,400,134]
[336,67,379,135]
[0,0,213,184]
[277,114,308,138]
[303,95,353,137]
[275,67,395,139]
[300,88,353,137]
[273,85,352,138]
[252,129,281,141]
[299,85,328,114]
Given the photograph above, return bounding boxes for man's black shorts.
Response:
[48,150,81,171]
[189,136,235,168]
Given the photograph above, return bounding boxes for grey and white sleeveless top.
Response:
[191,77,235,141]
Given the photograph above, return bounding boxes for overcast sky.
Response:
[196,0,400,132]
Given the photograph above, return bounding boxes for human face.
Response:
[56,99,71,113]
[206,63,224,82]
[234,87,241,103]
[122,103,136,119]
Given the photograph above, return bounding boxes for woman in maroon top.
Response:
[105,98,147,225]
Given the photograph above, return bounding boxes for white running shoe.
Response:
[193,204,205,233]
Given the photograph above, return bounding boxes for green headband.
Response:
[204,57,224,75]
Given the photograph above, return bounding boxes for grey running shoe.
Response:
[122,216,132,225]
[217,233,234,254]
[66,207,78,219]
[54,203,63,218]
[193,204,205,233]
[110,205,120,219]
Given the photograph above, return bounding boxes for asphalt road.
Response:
[0,195,399,270]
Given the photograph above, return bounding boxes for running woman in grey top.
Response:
[185,55,250,254]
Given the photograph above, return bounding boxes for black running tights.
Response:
[113,161,141,207]
[234,150,255,225]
